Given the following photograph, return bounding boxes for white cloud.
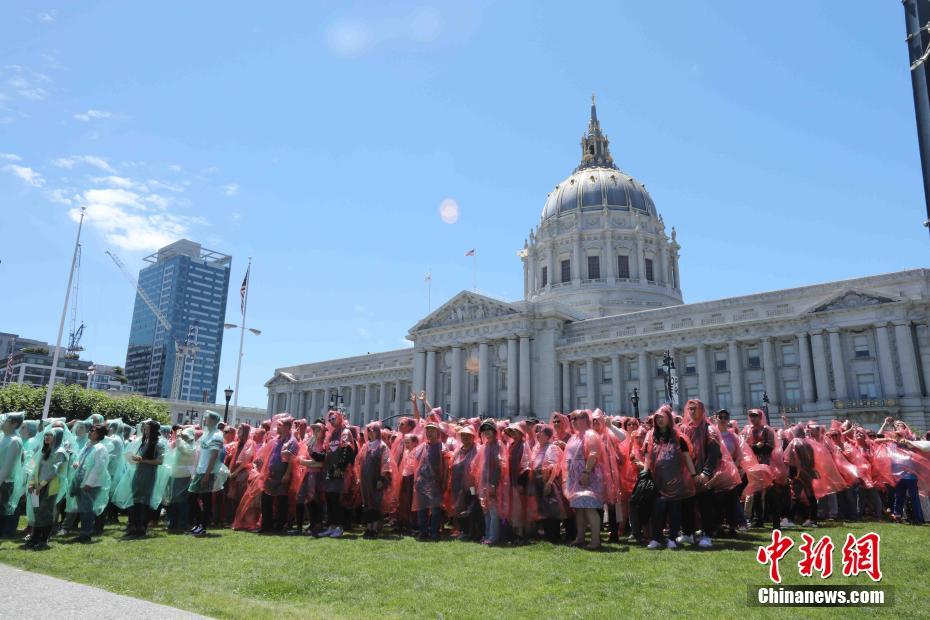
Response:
[168,164,183,173]
[7,76,47,101]
[222,183,239,197]
[37,11,55,23]
[3,164,44,187]
[355,327,371,339]
[0,152,21,161]
[324,8,447,58]
[91,175,140,190]
[439,198,459,224]
[45,188,73,205]
[74,109,113,122]
[146,178,184,193]
[52,155,114,173]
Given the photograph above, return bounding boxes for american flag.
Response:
[464,249,475,257]
[240,265,250,315]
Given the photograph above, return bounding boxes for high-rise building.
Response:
[124,239,231,403]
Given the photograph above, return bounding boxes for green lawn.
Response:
[0,520,925,619]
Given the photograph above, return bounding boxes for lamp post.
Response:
[223,386,234,424]
[629,387,640,419]
[762,391,770,426]
[223,320,262,426]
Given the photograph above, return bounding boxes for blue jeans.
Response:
[652,496,681,542]
[417,507,443,540]
[484,505,500,543]
[893,477,925,523]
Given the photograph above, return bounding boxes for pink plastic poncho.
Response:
[591,410,621,504]
[806,437,849,499]
[645,428,696,501]
[355,422,397,516]
[549,412,573,447]
[444,437,479,517]
[473,437,510,519]
[734,435,774,500]
[826,438,860,487]
[561,425,611,506]
[410,437,449,512]
[505,427,534,527]
[743,421,788,485]
[527,437,566,521]
[844,440,877,489]
[871,442,930,494]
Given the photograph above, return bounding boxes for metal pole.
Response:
[904,0,930,234]
[42,207,86,420]
[231,257,251,424]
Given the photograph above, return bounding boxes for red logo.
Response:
[841,532,882,582]
[797,533,834,579]
[756,529,794,584]
[758,530,882,584]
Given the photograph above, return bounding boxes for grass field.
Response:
[0,520,925,619]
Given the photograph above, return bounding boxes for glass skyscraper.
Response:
[124,239,231,403]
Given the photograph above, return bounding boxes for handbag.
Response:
[630,469,656,506]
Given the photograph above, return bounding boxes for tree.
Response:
[0,383,170,425]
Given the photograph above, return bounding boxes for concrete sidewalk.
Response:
[0,564,208,619]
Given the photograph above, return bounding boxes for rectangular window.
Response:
[617,255,630,279]
[853,335,870,358]
[628,360,639,380]
[603,396,613,414]
[856,373,878,399]
[541,266,548,288]
[749,382,765,407]
[645,258,654,282]
[714,351,728,372]
[781,343,797,366]
[684,354,696,375]
[561,259,571,283]
[578,365,588,386]
[587,255,600,280]
[602,363,612,383]
[498,368,507,391]
[715,386,731,409]
[656,389,666,406]
[747,346,761,369]
[783,379,800,405]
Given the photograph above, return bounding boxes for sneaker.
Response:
[736,524,749,533]
[625,534,640,544]
[780,519,797,529]
[802,520,818,528]
[329,527,343,538]
[675,534,694,546]
[647,539,662,550]
[317,527,333,538]
[697,536,713,549]
[666,539,678,550]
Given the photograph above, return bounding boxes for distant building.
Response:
[86,364,135,393]
[113,394,265,428]
[0,332,51,360]
[124,239,231,404]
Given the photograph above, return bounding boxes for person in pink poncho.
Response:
[677,399,722,548]
[357,422,395,539]
[561,410,608,550]
[644,405,696,550]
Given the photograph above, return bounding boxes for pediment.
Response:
[808,289,897,314]
[263,371,297,388]
[410,291,522,333]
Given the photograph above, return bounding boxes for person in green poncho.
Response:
[59,420,89,535]
[0,412,25,538]
[25,427,67,550]
[125,420,165,538]
[73,424,110,543]
[189,411,226,536]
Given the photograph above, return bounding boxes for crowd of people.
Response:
[0,391,928,552]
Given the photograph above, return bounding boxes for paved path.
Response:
[0,564,208,619]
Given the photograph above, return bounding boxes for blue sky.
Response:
[0,2,923,409]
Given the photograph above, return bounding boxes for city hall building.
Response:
[266,103,930,429]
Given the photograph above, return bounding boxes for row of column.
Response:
[411,336,533,419]
[555,320,922,416]
[270,379,411,424]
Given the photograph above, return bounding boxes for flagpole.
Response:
[231,257,251,424]
[42,207,86,420]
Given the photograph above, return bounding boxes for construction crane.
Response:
[105,250,199,401]
[66,244,85,355]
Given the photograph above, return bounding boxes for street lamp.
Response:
[629,387,640,420]
[223,321,262,426]
[762,391,770,426]
[223,386,234,424]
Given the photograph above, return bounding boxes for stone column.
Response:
[451,345,463,417]
[894,321,922,397]
[285,391,293,414]
[561,361,572,412]
[478,342,490,417]
[635,233,646,282]
[527,247,537,295]
[586,358,597,409]
[519,336,532,416]
[507,338,519,418]
[638,350,651,414]
[761,337,779,409]
[798,334,815,405]
[874,324,897,397]
[378,382,389,420]
[412,349,426,397]
[696,344,711,405]
[548,242,557,289]
[425,350,437,404]
[604,229,615,282]
[611,355,622,414]
[394,379,403,417]
[810,331,830,405]
[266,392,273,416]
[572,229,582,284]
[728,341,744,412]
[827,329,848,400]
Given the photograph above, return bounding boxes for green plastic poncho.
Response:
[64,421,90,514]
[71,439,112,516]
[105,419,127,499]
[164,429,197,505]
[25,427,69,527]
[0,412,26,516]
[111,434,169,510]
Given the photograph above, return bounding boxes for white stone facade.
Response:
[266,104,930,430]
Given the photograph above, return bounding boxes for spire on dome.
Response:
[576,94,617,172]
